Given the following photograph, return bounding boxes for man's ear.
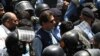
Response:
[60,41,65,48]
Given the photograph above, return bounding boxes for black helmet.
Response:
[60,30,81,56]
[35,3,50,17]
[93,32,100,48]
[5,29,35,56]
[61,30,79,49]
[15,1,35,17]
[5,32,23,56]
[74,50,90,56]
[94,32,100,42]
[74,49,100,56]
[15,1,34,13]
[42,45,65,56]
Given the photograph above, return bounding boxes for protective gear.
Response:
[14,1,35,30]
[15,1,35,20]
[15,29,35,42]
[6,31,24,56]
[74,49,100,56]
[74,50,90,56]
[93,32,100,48]
[72,29,91,48]
[43,0,57,8]
[5,29,35,56]
[42,45,65,56]
[61,30,90,56]
[61,30,80,56]
[61,30,79,49]
[15,1,34,13]
[35,3,50,17]
[82,2,98,12]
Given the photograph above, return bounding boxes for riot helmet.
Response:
[15,1,34,13]
[42,44,65,56]
[35,3,50,17]
[5,29,35,56]
[74,50,90,56]
[74,49,100,56]
[60,30,84,56]
[6,32,23,56]
[93,32,100,48]
[15,1,35,19]
[61,30,79,49]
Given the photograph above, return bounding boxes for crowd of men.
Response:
[0,0,100,56]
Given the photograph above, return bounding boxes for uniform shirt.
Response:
[0,49,8,56]
[52,22,61,42]
[74,21,94,40]
[0,24,11,50]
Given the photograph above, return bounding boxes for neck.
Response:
[42,26,52,31]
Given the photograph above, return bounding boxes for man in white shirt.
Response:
[0,12,19,50]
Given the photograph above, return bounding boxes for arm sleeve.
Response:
[32,37,43,56]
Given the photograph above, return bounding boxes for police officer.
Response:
[34,3,50,31]
[74,49,100,56]
[60,30,85,56]
[35,3,50,17]
[64,0,99,22]
[15,1,35,30]
[5,29,35,56]
[42,44,65,56]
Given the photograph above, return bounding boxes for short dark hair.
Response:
[0,3,4,8]
[60,21,74,35]
[39,10,53,25]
